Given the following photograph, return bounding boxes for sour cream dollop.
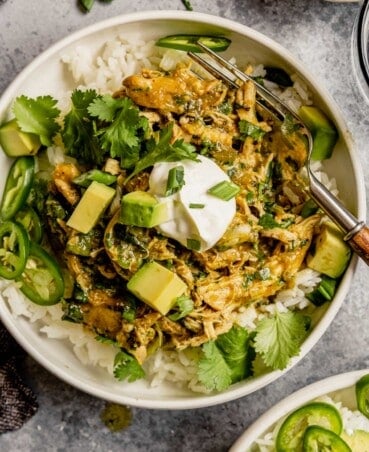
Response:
[149,155,237,252]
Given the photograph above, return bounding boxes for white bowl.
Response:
[230,369,369,451]
[0,10,365,409]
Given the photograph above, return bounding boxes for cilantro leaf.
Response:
[13,95,61,146]
[113,351,145,383]
[259,213,295,229]
[61,89,104,165]
[126,122,199,182]
[168,295,194,321]
[254,310,308,370]
[198,341,232,392]
[89,96,148,169]
[197,326,254,391]
[239,120,266,141]
[216,325,254,383]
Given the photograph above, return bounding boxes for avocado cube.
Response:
[0,118,41,157]
[120,191,170,228]
[127,262,187,315]
[307,222,351,278]
[67,181,115,234]
[299,106,338,160]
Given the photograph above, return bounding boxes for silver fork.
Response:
[188,42,369,266]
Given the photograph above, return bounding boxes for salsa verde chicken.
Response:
[43,62,322,366]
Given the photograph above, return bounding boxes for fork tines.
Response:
[188,41,299,123]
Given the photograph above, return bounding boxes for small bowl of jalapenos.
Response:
[231,369,369,451]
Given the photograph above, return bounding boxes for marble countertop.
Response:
[1,0,369,450]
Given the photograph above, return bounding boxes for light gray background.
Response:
[1,0,368,451]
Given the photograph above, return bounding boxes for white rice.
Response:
[1,37,336,392]
[252,395,369,451]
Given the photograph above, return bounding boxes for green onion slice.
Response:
[207,180,240,201]
[187,237,201,251]
[165,166,185,196]
[189,203,205,209]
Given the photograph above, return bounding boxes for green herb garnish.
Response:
[207,180,240,201]
[168,295,194,321]
[165,165,185,196]
[189,203,205,209]
[13,95,61,146]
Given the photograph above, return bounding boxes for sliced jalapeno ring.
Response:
[276,402,342,452]
[0,156,35,220]
[17,242,64,306]
[356,373,369,418]
[155,34,231,53]
[0,221,30,279]
[303,426,351,452]
[15,206,43,243]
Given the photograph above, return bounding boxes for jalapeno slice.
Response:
[15,206,43,243]
[0,156,35,220]
[17,242,64,305]
[155,34,231,53]
[303,426,351,452]
[276,402,342,452]
[0,221,29,279]
[356,374,369,418]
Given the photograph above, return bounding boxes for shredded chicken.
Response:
[45,62,323,363]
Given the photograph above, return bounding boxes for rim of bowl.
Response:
[356,0,369,88]
[230,368,369,451]
[0,10,365,409]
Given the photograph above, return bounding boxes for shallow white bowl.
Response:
[230,369,369,451]
[0,10,365,409]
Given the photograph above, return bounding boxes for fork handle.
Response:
[346,225,369,265]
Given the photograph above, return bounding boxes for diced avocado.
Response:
[0,118,41,157]
[299,105,338,160]
[341,430,369,451]
[120,191,170,228]
[67,181,115,234]
[127,262,187,315]
[307,221,351,278]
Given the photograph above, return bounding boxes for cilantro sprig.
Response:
[125,122,199,182]
[89,96,149,168]
[113,351,145,383]
[198,325,253,391]
[61,89,103,164]
[13,95,61,146]
[254,310,308,370]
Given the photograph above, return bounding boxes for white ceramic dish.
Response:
[230,369,369,451]
[0,10,365,409]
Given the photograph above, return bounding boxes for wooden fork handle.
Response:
[347,225,369,266]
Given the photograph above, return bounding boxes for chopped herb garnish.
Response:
[259,213,294,229]
[165,165,185,196]
[239,120,266,141]
[281,113,300,136]
[187,237,201,251]
[189,203,205,209]
[207,180,240,201]
[168,295,194,321]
